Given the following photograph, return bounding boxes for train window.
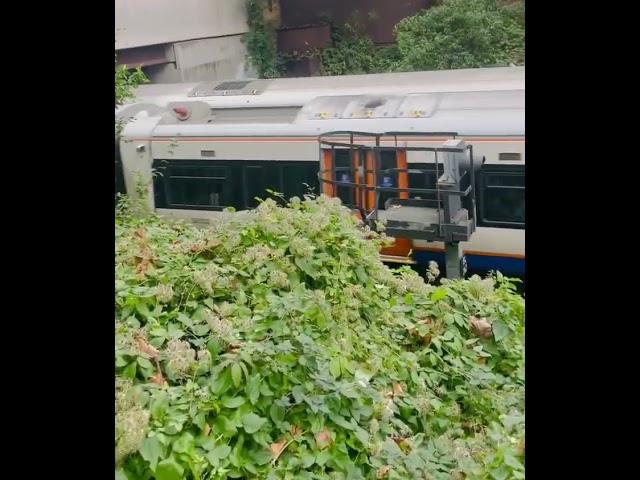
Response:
[407,163,441,203]
[153,160,230,211]
[375,150,398,209]
[478,169,525,228]
[115,148,126,197]
[487,174,525,188]
[334,149,356,206]
[244,166,270,209]
[168,177,225,208]
[152,159,318,212]
[283,163,318,199]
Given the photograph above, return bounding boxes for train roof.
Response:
[118,67,525,138]
[125,66,524,109]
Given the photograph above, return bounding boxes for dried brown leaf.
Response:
[470,316,493,338]
[377,466,391,478]
[315,430,332,449]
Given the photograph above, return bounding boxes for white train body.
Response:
[117,67,524,276]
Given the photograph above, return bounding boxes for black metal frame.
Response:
[317,131,476,235]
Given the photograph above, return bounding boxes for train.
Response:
[116,66,524,278]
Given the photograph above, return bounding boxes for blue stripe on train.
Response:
[412,251,525,278]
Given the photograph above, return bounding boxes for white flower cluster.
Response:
[214,301,235,319]
[426,261,440,283]
[368,418,380,435]
[289,237,314,257]
[343,285,364,309]
[468,274,496,298]
[243,244,274,266]
[393,269,430,295]
[305,212,330,236]
[115,379,149,464]
[164,339,196,375]
[381,397,395,421]
[194,264,227,294]
[154,284,174,303]
[196,349,211,372]
[268,270,290,289]
[203,309,235,342]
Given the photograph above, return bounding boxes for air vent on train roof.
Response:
[213,81,252,91]
[188,79,272,97]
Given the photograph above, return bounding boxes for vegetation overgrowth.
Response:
[244,0,524,78]
[115,194,524,479]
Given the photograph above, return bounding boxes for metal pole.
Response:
[445,242,463,279]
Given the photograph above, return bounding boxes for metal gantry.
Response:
[318,131,477,278]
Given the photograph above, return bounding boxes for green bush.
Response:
[394,0,525,71]
[115,194,524,479]
[321,25,368,76]
[243,0,282,79]
[115,58,148,135]
[115,62,148,108]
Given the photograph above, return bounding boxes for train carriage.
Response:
[116,67,524,278]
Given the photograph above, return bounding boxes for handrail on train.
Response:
[316,130,475,227]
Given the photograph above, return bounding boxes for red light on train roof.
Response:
[173,107,190,120]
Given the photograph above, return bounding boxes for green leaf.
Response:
[246,374,261,405]
[504,453,523,470]
[122,361,137,379]
[167,323,184,339]
[139,436,163,470]
[355,266,368,283]
[193,412,207,430]
[192,324,210,336]
[150,392,168,419]
[353,426,369,445]
[260,382,274,397]
[172,432,194,453]
[329,358,341,379]
[330,414,355,430]
[150,327,168,339]
[490,465,510,480]
[115,355,128,368]
[155,458,184,480]
[315,450,331,466]
[383,438,403,458]
[115,469,128,480]
[231,363,243,388]
[206,444,232,466]
[295,257,317,278]
[211,369,232,395]
[492,319,509,342]
[177,312,193,327]
[241,413,267,434]
[501,414,525,430]
[214,416,238,437]
[301,451,316,468]
[269,404,285,424]
[251,449,273,466]
[431,287,448,302]
[137,357,154,370]
[221,396,246,409]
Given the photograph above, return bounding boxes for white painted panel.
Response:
[115,0,248,49]
[174,36,250,82]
